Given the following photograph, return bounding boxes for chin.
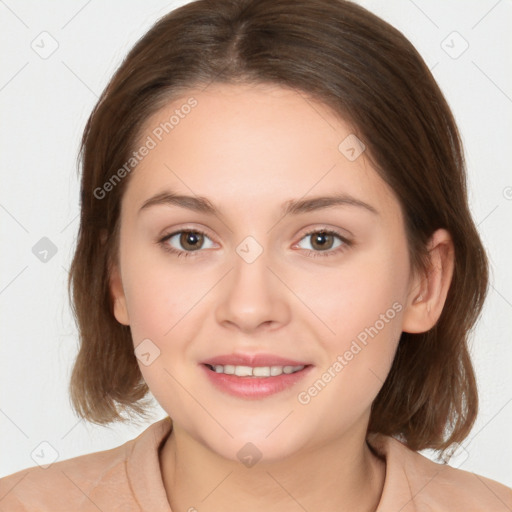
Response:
[198,420,310,466]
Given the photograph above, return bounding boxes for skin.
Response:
[109,82,454,512]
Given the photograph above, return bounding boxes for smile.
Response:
[201,363,313,399]
[205,364,305,378]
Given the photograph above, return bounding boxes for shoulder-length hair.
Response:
[67,0,488,455]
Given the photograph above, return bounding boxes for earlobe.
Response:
[402,229,454,334]
[109,261,130,326]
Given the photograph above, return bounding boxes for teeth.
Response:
[210,364,305,377]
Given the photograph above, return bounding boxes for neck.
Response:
[159,420,386,512]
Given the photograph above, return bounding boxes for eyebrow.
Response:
[138,190,379,217]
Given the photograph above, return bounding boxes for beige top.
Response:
[1,416,511,511]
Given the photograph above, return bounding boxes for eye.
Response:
[295,229,351,258]
[159,229,215,258]
[158,227,352,259]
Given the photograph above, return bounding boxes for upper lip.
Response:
[202,353,311,367]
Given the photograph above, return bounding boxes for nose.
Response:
[214,242,291,334]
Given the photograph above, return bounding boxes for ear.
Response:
[109,263,130,326]
[103,229,130,326]
[402,228,454,333]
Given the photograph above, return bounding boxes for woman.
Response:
[1,0,510,510]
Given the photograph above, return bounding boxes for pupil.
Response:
[182,231,202,250]
[313,232,332,250]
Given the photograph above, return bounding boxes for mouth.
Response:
[204,363,307,378]
[200,354,313,399]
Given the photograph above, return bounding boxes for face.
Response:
[110,82,420,462]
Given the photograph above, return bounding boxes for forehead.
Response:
[123,83,400,220]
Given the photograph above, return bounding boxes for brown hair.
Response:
[67,0,488,454]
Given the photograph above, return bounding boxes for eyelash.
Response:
[158,228,352,259]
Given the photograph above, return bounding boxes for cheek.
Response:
[304,251,407,350]
[301,246,408,392]
[119,244,219,393]
[293,289,404,439]
[293,243,408,420]
[121,257,205,415]
[121,239,204,343]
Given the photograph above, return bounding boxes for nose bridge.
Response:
[214,234,289,331]
[233,234,271,290]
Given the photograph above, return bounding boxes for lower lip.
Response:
[200,364,313,399]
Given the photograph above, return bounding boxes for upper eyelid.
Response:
[161,226,218,244]
[301,227,351,240]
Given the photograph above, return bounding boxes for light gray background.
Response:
[1,0,511,488]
